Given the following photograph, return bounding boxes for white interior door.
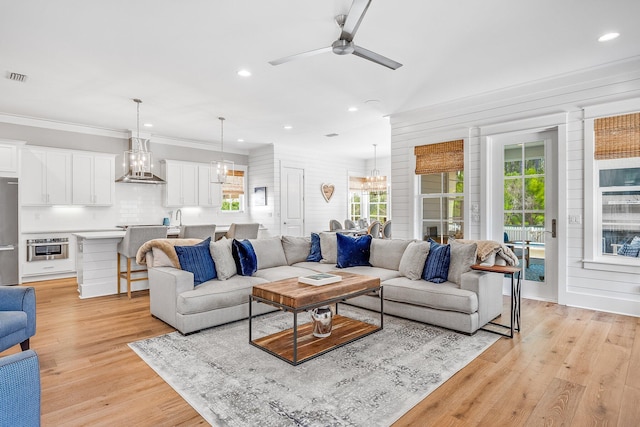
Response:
[491,130,558,302]
[281,165,304,236]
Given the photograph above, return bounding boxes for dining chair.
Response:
[225,223,259,240]
[358,218,369,229]
[329,219,342,231]
[381,220,392,239]
[344,219,357,230]
[117,226,167,298]
[178,224,216,239]
[367,221,381,239]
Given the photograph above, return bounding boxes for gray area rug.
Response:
[129,306,498,426]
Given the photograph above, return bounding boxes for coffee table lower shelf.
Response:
[250,314,380,365]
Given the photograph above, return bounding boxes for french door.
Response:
[491,130,558,301]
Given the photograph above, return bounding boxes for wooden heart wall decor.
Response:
[321,183,335,203]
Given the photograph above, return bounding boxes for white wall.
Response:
[390,56,640,316]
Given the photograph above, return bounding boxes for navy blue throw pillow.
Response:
[422,238,451,283]
[336,233,372,268]
[306,232,322,262]
[232,239,258,276]
[174,237,216,286]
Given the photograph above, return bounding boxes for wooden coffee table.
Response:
[249,271,383,365]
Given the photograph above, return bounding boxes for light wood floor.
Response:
[3,278,638,426]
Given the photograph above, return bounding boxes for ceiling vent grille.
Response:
[7,72,28,82]
[325,133,339,138]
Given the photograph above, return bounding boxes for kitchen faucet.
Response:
[175,209,182,226]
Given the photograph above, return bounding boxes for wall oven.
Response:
[26,237,70,262]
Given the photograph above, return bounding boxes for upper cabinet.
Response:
[0,140,25,178]
[162,160,198,207]
[198,165,222,207]
[21,147,72,205]
[72,153,115,205]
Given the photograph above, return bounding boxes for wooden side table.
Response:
[471,264,521,338]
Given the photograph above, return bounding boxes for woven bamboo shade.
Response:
[222,170,244,198]
[594,112,640,160]
[414,140,464,175]
[349,176,366,191]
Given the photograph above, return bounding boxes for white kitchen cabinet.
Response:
[198,165,222,207]
[162,160,198,207]
[0,140,25,177]
[72,153,115,205]
[21,147,72,205]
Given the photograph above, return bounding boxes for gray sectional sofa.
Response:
[140,234,514,335]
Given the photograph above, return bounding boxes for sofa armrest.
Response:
[460,270,503,327]
[0,287,36,337]
[148,267,194,329]
[0,350,41,425]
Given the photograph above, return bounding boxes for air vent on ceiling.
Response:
[7,72,28,82]
[325,133,339,138]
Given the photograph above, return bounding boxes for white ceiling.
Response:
[1,0,639,159]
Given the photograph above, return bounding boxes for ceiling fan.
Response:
[268,0,402,70]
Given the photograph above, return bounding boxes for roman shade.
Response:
[414,140,464,175]
[594,112,640,160]
[349,176,366,191]
[222,170,244,198]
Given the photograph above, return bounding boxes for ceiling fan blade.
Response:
[340,0,372,42]
[269,46,332,66]
[352,45,403,70]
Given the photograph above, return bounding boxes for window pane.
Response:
[504,177,523,210]
[420,174,442,194]
[524,177,545,210]
[602,190,640,256]
[600,168,640,187]
[422,198,441,221]
[525,213,545,228]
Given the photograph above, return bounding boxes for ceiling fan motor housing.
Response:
[332,39,354,55]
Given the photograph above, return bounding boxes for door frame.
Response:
[280,163,305,236]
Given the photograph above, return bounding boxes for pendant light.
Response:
[210,117,234,184]
[363,143,386,193]
[122,98,154,180]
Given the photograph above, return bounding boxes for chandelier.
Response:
[122,98,153,180]
[363,144,386,193]
[210,117,234,184]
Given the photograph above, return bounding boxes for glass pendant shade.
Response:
[211,116,234,184]
[363,144,387,193]
[122,99,154,179]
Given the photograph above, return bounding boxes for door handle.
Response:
[0,245,15,251]
[544,219,557,238]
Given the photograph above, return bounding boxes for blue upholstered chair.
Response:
[0,349,41,426]
[0,286,36,353]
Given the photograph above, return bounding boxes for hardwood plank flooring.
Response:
[1,278,637,426]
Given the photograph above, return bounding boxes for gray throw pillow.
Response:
[448,239,478,285]
[209,237,237,280]
[249,237,288,269]
[370,239,412,270]
[281,235,311,265]
[319,232,337,264]
[398,241,431,280]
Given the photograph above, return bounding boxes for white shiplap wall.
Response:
[390,57,640,316]
[248,144,277,237]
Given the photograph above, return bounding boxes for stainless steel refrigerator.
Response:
[0,177,19,285]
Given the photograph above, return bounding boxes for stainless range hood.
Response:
[116,135,166,184]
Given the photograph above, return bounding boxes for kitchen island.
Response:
[74,231,127,298]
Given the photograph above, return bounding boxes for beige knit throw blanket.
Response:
[455,239,519,266]
[136,238,203,268]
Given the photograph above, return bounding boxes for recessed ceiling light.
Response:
[143,123,153,127]
[283,125,293,130]
[598,32,620,42]
[237,138,244,142]
[237,69,252,77]
[348,106,358,112]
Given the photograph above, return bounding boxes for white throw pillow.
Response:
[398,241,431,280]
[281,235,311,265]
[249,237,288,269]
[209,237,237,280]
[319,232,338,264]
[448,239,478,285]
[370,239,412,270]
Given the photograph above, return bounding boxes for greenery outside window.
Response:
[221,167,246,212]
[348,176,388,223]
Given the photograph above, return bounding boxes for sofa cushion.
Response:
[232,239,258,276]
[340,266,402,282]
[448,239,478,285]
[399,241,430,280]
[382,277,478,314]
[249,237,288,269]
[0,311,27,336]
[307,233,322,262]
[319,232,337,264]
[282,235,311,265]
[174,238,216,286]
[422,239,450,283]
[177,275,268,314]
[369,239,411,270]
[210,237,237,280]
[254,265,319,282]
[336,233,372,268]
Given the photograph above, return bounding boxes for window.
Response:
[415,140,464,243]
[348,175,388,224]
[584,108,640,268]
[221,167,246,212]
